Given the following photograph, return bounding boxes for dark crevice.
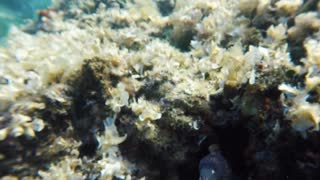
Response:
[151,23,195,52]
[135,79,166,100]
[284,69,306,88]
[287,40,306,65]
[214,125,250,179]
[70,58,110,157]
[155,0,176,16]
[170,28,195,52]
[306,89,320,103]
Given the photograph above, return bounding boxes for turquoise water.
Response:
[0,0,52,40]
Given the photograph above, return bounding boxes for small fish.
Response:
[199,145,232,180]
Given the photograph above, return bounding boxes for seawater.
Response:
[0,0,52,41]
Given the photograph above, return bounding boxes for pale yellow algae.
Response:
[0,0,320,179]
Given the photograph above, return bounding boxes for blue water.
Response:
[0,0,52,40]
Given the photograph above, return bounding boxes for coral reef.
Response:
[1,0,320,179]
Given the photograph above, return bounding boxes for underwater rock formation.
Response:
[1,0,320,179]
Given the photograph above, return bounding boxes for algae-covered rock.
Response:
[1,0,320,179]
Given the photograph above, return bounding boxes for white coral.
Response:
[39,157,83,180]
[279,84,320,132]
[106,82,130,113]
[275,0,303,14]
[131,98,162,121]
[0,114,45,140]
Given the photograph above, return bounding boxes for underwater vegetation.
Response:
[1,0,320,179]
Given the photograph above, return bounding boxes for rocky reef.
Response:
[1,0,320,179]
